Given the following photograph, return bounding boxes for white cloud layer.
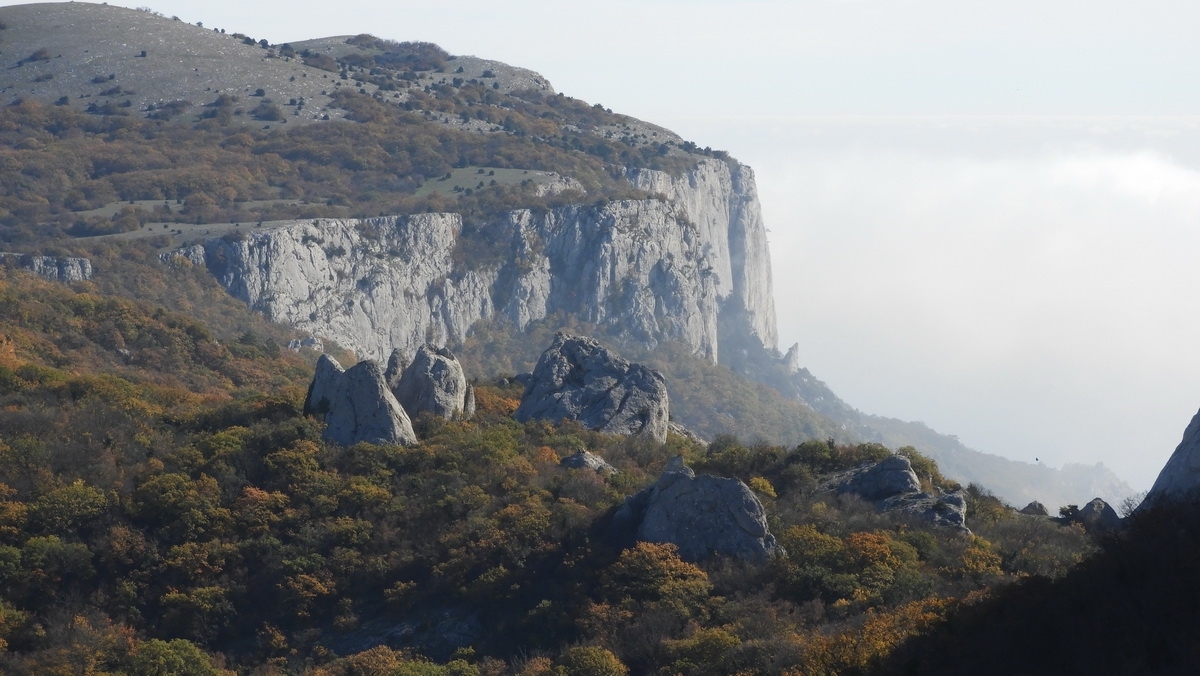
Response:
[727,119,1200,489]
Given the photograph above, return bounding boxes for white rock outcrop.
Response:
[391,344,473,420]
[303,354,418,447]
[1,253,93,282]
[1143,407,1200,507]
[167,159,775,365]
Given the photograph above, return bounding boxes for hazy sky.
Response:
[20,0,1200,489]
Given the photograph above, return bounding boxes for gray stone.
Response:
[561,450,617,475]
[303,354,417,447]
[286,336,323,353]
[1020,501,1050,516]
[1,253,92,282]
[392,344,472,420]
[514,333,669,443]
[836,455,922,501]
[383,348,407,390]
[1143,407,1200,508]
[879,489,971,535]
[1076,497,1121,533]
[828,455,970,533]
[463,383,476,420]
[614,457,781,563]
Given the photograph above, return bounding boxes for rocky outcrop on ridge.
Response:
[0,253,93,282]
[1020,501,1050,516]
[513,333,669,443]
[303,355,417,447]
[614,457,781,563]
[1073,498,1122,533]
[390,345,474,420]
[1143,407,1200,508]
[167,159,774,364]
[886,491,969,533]
[833,455,970,533]
[560,450,618,476]
[835,455,922,501]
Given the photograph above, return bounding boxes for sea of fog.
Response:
[664,116,1200,492]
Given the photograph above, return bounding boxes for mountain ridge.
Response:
[0,1,1134,509]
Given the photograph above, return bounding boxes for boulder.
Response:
[829,455,969,533]
[514,333,669,443]
[303,354,418,447]
[836,455,922,501]
[1075,497,1121,533]
[1143,407,1200,507]
[391,344,473,420]
[1020,501,1050,516]
[614,457,781,563]
[560,450,617,476]
[886,491,969,532]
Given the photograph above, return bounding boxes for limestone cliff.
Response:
[628,159,777,350]
[170,159,775,363]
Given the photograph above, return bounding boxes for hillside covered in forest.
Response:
[0,3,1191,673]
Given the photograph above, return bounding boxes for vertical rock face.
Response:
[1143,408,1200,507]
[628,159,778,350]
[167,158,775,365]
[391,344,473,420]
[1,254,93,282]
[614,458,781,563]
[514,333,669,443]
[303,354,418,447]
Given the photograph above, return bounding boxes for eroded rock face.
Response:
[831,455,969,534]
[1,253,92,282]
[836,455,922,501]
[392,345,472,420]
[165,159,776,365]
[514,333,669,443]
[614,458,780,563]
[303,354,417,447]
[1144,407,1200,507]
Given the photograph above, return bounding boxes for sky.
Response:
[17,0,1200,490]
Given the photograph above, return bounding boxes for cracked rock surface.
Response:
[513,333,669,443]
[303,354,417,447]
[614,457,780,563]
